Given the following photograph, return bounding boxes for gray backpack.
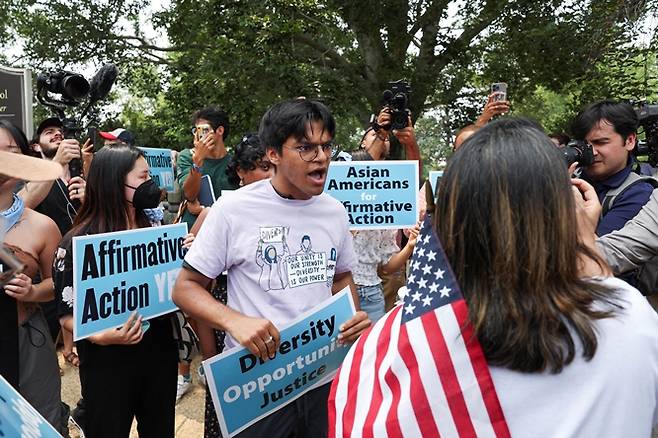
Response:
[602,172,658,295]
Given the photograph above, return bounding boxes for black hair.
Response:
[437,117,616,373]
[71,145,149,236]
[571,100,638,141]
[226,133,266,187]
[258,99,335,153]
[192,107,230,140]
[349,149,374,161]
[549,132,571,146]
[0,120,36,157]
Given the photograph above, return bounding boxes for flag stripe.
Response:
[439,303,497,437]
[329,331,358,438]
[340,323,368,436]
[372,307,404,438]
[421,305,478,437]
[397,322,442,437]
[362,306,401,438]
[350,308,390,437]
[386,332,423,438]
[406,317,460,436]
[453,301,511,438]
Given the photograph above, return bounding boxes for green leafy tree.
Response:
[1,0,656,153]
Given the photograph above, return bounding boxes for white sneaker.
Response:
[197,364,206,386]
[176,375,192,402]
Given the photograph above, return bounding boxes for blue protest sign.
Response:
[203,288,356,437]
[428,170,443,195]
[139,147,175,191]
[72,223,188,341]
[0,374,62,438]
[324,160,419,230]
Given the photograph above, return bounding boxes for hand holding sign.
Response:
[88,312,144,346]
[226,312,281,361]
[337,310,370,345]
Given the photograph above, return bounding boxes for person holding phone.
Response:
[53,144,194,437]
[475,84,510,127]
[174,107,240,401]
[176,107,240,229]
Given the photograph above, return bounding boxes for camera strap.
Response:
[602,173,658,216]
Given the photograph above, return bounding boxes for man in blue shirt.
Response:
[571,100,654,236]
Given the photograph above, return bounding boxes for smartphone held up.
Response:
[491,82,508,102]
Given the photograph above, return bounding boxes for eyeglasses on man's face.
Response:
[284,141,338,162]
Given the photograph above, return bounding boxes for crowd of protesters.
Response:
[1,89,658,438]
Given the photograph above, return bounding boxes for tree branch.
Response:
[409,0,513,115]
[405,0,451,49]
[106,34,210,52]
[292,33,377,99]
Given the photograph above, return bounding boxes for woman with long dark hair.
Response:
[54,145,182,437]
[0,120,67,433]
[330,118,658,437]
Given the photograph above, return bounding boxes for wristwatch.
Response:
[191,163,203,173]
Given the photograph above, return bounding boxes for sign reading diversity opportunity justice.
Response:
[324,160,419,230]
[72,223,188,340]
[203,288,356,437]
[0,374,62,438]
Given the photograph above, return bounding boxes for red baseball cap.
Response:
[99,128,135,145]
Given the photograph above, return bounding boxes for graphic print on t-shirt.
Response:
[256,226,291,291]
[256,227,337,291]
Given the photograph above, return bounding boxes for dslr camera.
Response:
[562,139,594,167]
[382,80,412,130]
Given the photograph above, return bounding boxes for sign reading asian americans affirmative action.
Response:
[203,287,356,437]
[72,223,188,340]
[324,160,419,230]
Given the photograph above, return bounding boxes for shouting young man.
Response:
[173,98,370,437]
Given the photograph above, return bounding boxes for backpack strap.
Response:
[601,172,658,216]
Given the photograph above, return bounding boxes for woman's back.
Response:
[491,277,658,437]
[329,118,658,436]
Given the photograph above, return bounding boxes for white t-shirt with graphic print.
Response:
[184,179,357,349]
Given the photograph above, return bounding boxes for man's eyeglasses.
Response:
[284,141,338,162]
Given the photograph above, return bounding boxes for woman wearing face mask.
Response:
[53,145,185,437]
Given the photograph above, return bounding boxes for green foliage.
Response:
[1,0,657,156]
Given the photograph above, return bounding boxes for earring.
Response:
[239,178,244,187]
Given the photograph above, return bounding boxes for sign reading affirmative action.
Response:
[324,160,419,230]
[138,147,175,192]
[0,374,62,438]
[72,223,188,340]
[203,288,356,437]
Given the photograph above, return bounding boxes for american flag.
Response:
[329,216,510,437]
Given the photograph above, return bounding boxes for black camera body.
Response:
[635,102,658,167]
[562,139,594,167]
[382,80,412,130]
